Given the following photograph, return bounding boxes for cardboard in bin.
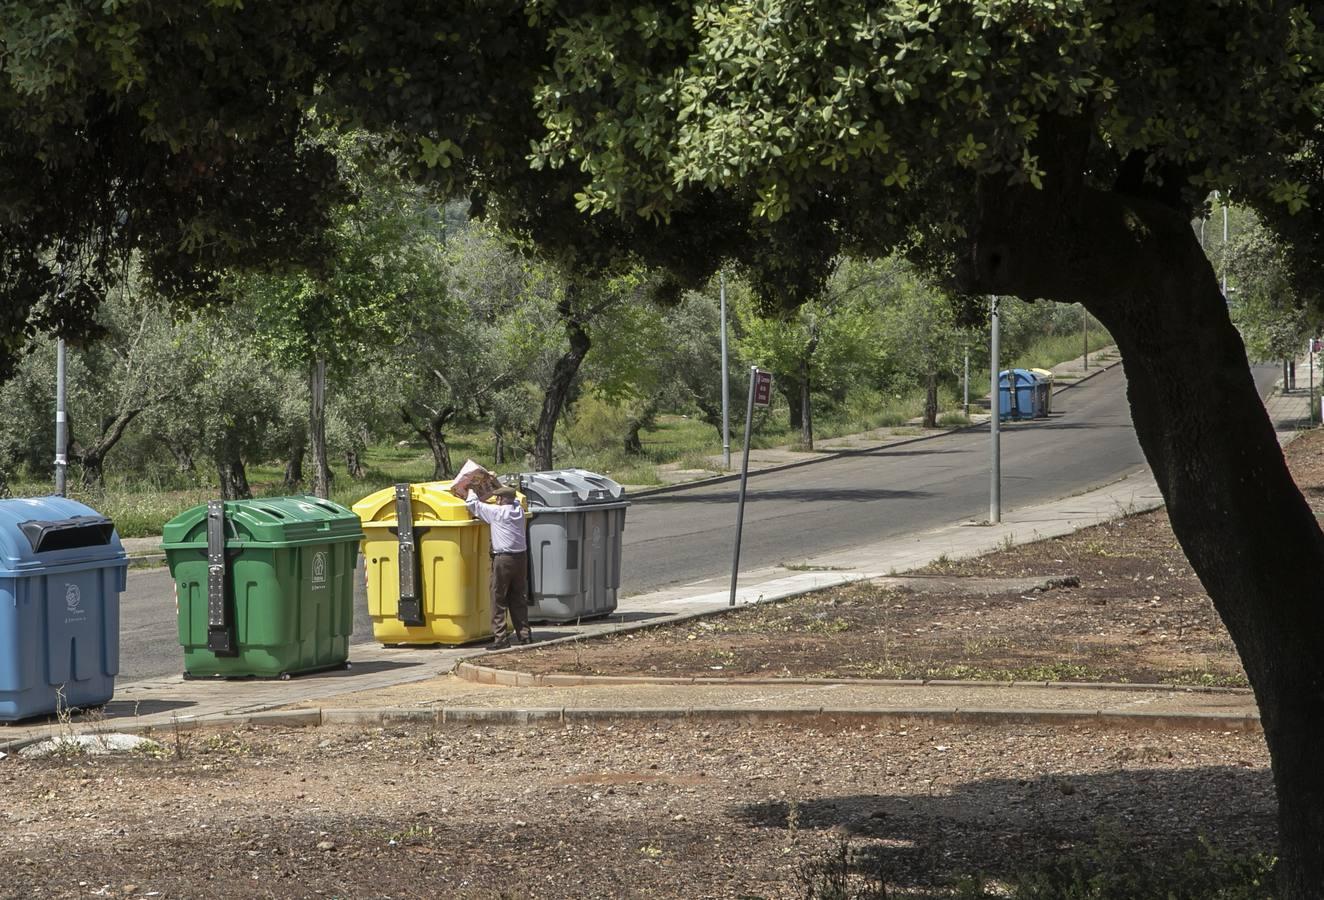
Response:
[449,459,503,500]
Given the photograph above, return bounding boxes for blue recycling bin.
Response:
[0,497,127,721]
[999,369,1043,420]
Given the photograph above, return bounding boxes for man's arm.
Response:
[465,489,496,524]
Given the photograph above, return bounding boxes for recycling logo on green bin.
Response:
[311,551,328,590]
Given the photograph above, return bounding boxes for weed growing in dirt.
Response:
[797,838,892,899]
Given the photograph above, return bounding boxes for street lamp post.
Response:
[719,272,731,470]
[55,338,68,496]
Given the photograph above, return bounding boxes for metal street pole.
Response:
[1310,340,1315,426]
[730,365,758,607]
[55,338,68,496]
[1222,200,1229,297]
[1082,305,1089,370]
[719,272,731,470]
[990,297,1001,524]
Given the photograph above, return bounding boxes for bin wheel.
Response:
[279,673,292,681]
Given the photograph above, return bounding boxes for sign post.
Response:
[730,366,772,606]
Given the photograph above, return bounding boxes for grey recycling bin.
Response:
[520,469,629,622]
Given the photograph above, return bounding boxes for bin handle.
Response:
[394,484,424,626]
[205,500,238,656]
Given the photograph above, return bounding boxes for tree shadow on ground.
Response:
[733,764,1277,894]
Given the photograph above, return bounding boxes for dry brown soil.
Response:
[507,429,1324,686]
[0,720,1275,899]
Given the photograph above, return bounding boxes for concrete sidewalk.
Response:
[5,347,1307,748]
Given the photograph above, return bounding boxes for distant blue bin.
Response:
[999,369,1044,420]
[0,497,127,721]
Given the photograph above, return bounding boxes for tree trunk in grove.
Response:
[309,358,333,499]
[534,289,592,471]
[74,408,144,490]
[493,426,506,466]
[217,456,251,500]
[966,166,1324,897]
[623,399,659,456]
[923,371,939,428]
[782,381,804,431]
[345,448,366,480]
[169,442,197,475]
[799,359,813,450]
[283,437,305,492]
[402,405,456,480]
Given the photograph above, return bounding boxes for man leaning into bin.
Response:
[465,485,532,649]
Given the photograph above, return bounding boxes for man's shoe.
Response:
[487,636,512,651]
[518,633,534,645]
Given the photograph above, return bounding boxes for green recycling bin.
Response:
[162,496,363,678]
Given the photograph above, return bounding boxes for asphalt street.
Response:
[116,362,1280,682]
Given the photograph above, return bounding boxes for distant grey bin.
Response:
[519,469,629,622]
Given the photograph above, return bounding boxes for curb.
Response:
[0,702,1260,753]
[630,355,1125,500]
[451,661,1252,695]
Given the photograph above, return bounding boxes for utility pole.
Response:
[55,338,68,496]
[1082,305,1089,371]
[719,272,731,470]
[990,297,1001,524]
[1221,196,1229,297]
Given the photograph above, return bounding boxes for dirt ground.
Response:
[0,719,1275,899]
[508,429,1324,686]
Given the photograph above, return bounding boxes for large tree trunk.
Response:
[493,426,506,466]
[534,288,591,471]
[967,165,1324,896]
[309,358,332,499]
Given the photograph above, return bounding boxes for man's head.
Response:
[491,485,518,504]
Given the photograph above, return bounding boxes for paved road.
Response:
[118,362,1279,681]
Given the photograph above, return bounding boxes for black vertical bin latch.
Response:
[206,500,238,656]
[394,483,424,626]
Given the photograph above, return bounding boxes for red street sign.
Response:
[753,369,774,408]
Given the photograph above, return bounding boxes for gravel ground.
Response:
[0,719,1275,899]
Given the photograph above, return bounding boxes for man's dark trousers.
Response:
[491,551,530,641]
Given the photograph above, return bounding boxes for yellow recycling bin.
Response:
[353,481,521,646]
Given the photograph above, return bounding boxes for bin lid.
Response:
[0,496,126,574]
[354,481,479,527]
[998,368,1038,386]
[162,496,363,549]
[520,469,629,509]
[1029,368,1054,380]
